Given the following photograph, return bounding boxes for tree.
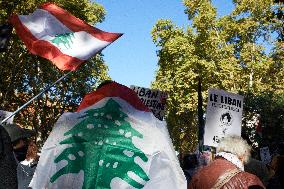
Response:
[0,0,110,144]
[151,0,284,153]
[51,99,149,188]
[242,92,284,149]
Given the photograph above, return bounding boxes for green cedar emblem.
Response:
[50,99,150,189]
[51,33,75,49]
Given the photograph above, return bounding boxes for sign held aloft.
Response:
[204,89,244,147]
[130,85,167,121]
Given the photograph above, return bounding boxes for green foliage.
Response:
[151,0,284,153]
[0,0,110,145]
[242,92,284,148]
[0,0,105,24]
[51,99,149,188]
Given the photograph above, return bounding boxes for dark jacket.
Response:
[17,160,37,189]
[0,126,18,189]
[189,158,265,189]
[245,158,270,186]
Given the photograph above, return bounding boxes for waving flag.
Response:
[10,3,122,70]
[29,82,186,189]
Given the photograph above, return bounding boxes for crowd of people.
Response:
[182,137,284,189]
[1,124,283,188]
[0,83,283,189]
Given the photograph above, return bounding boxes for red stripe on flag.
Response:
[77,82,150,112]
[9,14,37,54]
[9,14,83,71]
[40,3,123,43]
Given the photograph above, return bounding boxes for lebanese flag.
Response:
[29,82,186,189]
[10,3,122,71]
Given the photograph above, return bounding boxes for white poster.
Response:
[260,147,271,164]
[130,85,167,120]
[204,89,244,147]
[0,110,14,125]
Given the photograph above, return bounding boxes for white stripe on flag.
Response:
[19,9,71,38]
[41,31,110,60]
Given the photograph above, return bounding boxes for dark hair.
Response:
[12,138,28,147]
[274,155,284,174]
[183,154,198,169]
[221,113,232,122]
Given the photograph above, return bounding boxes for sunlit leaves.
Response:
[151,0,284,153]
[0,0,109,145]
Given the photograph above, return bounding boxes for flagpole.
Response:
[0,70,73,125]
[198,76,204,151]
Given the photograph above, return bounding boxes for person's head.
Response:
[270,154,284,174]
[183,154,198,169]
[221,113,231,123]
[270,154,284,187]
[217,135,251,163]
[2,124,35,161]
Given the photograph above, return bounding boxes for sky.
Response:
[95,0,234,88]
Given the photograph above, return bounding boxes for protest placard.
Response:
[204,89,244,147]
[130,85,167,120]
[0,110,14,125]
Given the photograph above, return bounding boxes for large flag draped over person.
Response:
[9,3,122,71]
[29,82,186,189]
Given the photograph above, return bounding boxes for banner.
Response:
[130,85,167,120]
[30,82,186,189]
[0,110,14,125]
[204,89,244,147]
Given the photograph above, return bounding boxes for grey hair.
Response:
[216,135,251,163]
